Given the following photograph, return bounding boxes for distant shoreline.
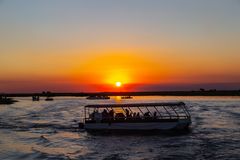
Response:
[1,90,240,97]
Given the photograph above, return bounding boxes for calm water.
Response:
[0,96,240,160]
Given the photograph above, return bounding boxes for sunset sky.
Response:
[1,0,240,92]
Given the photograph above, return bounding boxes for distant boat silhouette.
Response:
[0,96,18,104]
[86,95,110,100]
[32,96,40,101]
[121,96,133,99]
[45,97,54,101]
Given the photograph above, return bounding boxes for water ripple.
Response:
[0,96,240,160]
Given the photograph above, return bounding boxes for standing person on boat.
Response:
[136,112,141,120]
[109,109,114,121]
[102,109,108,120]
[153,111,157,119]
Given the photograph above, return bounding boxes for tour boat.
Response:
[82,102,191,131]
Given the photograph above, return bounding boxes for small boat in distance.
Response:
[32,95,40,101]
[82,102,191,132]
[86,95,110,100]
[45,96,54,101]
[121,96,133,99]
[0,96,18,105]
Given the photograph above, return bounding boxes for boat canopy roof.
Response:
[85,102,185,108]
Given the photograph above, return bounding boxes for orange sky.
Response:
[1,49,240,92]
[0,1,240,92]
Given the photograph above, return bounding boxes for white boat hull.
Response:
[85,119,191,131]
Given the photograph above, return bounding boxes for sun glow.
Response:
[71,53,168,92]
[115,81,122,87]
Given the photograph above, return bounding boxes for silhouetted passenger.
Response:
[153,111,157,119]
[90,112,94,120]
[129,112,133,119]
[109,109,114,120]
[144,112,151,120]
[90,110,98,120]
[94,110,102,122]
[125,109,130,118]
[102,109,108,120]
[115,113,125,121]
[133,112,136,120]
[136,112,141,120]
[144,112,150,117]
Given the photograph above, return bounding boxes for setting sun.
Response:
[115,82,122,87]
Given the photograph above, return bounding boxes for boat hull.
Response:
[85,119,191,131]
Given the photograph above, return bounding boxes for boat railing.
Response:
[85,115,189,121]
[84,102,191,123]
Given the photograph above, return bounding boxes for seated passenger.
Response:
[94,111,102,123]
[115,113,125,121]
[90,110,97,120]
[144,112,150,117]
[90,112,94,120]
[144,112,151,120]
[125,109,130,118]
[136,112,141,120]
[133,112,136,120]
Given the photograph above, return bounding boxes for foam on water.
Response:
[0,96,240,160]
